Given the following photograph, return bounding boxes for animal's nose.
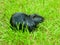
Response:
[39,17,44,22]
[41,17,44,21]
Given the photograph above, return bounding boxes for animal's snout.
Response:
[39,16,44,22]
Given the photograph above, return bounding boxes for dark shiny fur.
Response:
[10,12,44,32]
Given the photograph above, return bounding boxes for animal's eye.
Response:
[33,15,37,18]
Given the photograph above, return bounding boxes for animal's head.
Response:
[30,14,44,24]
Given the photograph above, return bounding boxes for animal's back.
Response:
[10,13,27,27]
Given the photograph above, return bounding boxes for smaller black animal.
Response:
[10,12,44,32]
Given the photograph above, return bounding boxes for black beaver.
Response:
[10,12,44,32]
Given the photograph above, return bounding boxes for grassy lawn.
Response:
[0,0,60,45]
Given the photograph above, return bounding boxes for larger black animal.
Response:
[10,12,44,32]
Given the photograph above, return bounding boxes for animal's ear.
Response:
[30,14,43,19]
[30,14,39,18]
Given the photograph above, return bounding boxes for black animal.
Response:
[10,12,44,32]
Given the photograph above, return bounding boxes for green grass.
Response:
[0,0,60,45]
